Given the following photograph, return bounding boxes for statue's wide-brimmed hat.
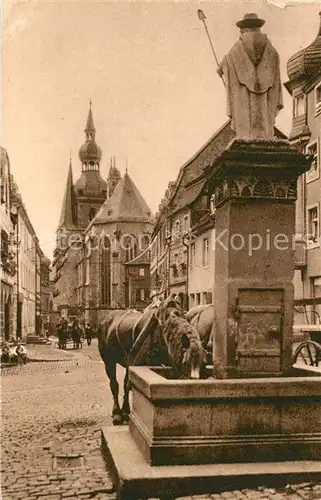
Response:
[236,13,265,28]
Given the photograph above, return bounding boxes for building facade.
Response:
[77,171,154,325]
[285,12,321,324]
[150,121,287,310]
[52,103,154,323]
[52,103,107,319]
[40,255,51,333]
[11,187,41,340]
[0,147,15,340]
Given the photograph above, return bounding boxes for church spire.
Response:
[85,100,96,141]
[58,156,77,230]
[79,101,102,171]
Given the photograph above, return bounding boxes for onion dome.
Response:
[78,102,102,165]
[287,12,321,81]
[79,141,102,164]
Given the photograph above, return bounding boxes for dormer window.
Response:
[293,94,305,117]
[315,81,321,115]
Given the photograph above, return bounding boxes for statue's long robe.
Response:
[219,32,283,140]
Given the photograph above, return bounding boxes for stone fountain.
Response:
[101,13,321,500]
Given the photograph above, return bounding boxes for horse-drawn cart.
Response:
[292,324,321,368]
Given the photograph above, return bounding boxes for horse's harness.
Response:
[114,308,160,365]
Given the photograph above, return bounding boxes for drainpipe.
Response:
[182,234,190,311]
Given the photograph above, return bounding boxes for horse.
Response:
[97,296,207,425]
[186,304,214,362]
[70,321,83,349]
[57,321,69,350]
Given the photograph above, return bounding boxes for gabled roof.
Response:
[163,120,287,218]
[58,161,78,230]
[89,172,154,226]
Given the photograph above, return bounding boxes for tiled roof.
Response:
[91,172,154,225]
[167,121,234,215]
[158,121,286,220]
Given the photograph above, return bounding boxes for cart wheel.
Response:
[292,341,321,367]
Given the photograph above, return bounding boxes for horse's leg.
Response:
[121,368,131,425]
[105,360,122,425]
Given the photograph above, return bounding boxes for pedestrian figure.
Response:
[1,340,10,363]
[85,323,92,346]
[71,319,82,349]
[16,343,28,364]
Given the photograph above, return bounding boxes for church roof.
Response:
[58,161,78,230]
[287,12,321,82]
[74,170,107,198]
[90,172,154,226]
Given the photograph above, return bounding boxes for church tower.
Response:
[107,156,121,198]
[75,102,107,228]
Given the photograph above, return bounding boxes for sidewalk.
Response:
[26,338,84,362]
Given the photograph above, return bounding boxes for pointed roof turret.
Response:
[58,158,78,230]
[90,171,154,225]
[108,156,121,180]
[85,100,96,137]
[79,101,102,167]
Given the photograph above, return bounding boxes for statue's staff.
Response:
[197,9,225,86]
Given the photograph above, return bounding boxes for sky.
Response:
[2,0,321,259]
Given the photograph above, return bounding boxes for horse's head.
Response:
[154,295,207,379]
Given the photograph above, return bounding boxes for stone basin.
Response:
[129,366,321,466]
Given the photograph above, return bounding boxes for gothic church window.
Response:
[100,236,111,306]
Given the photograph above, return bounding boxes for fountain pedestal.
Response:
[207,140,310,379]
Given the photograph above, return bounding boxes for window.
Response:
[1,230,9,264]
[173,220,181,241]
[139,268,145,277]
[196,293,201,306]
[100,236,111,306]
[206,292,213,304]
[183,215,189,233]
[190,293,195,307]
[306,140,319,182]
[136,288,145,302]
[89,208,96,221]
[307,204,320,248]
[210,194,216,215]
[202,238,209,267]
[85,258,90,285]
[312,277,321,299]
[190,243,196,268]
[315,81,321,115]
[293,94,305,117]
[202,292,207,305]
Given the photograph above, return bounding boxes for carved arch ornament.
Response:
[213,176,297,206]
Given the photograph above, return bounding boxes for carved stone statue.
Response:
[217,13,283,140]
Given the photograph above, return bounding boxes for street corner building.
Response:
[0,147,15,339]
[1,146,52,342]
[284,12,321,324]
[51,103,154,326]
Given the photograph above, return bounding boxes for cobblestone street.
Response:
[2,340,321,500]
